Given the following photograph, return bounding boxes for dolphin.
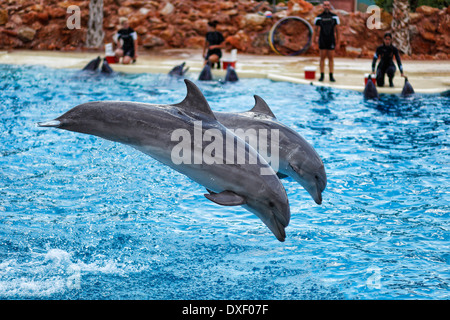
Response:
[198,63,213,81]
[214,96,326,205]
[363,74,379,100]
[401,77,415,97]
[224,65,239,82]
[82,56,102,72]
[168,62,189,77]
[38,80,290,241]
[100,58,114,75]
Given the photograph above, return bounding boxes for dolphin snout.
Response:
[315,188,323,205]
[313,173,327,205]
[272,218,287,242]
[271,202,290,242]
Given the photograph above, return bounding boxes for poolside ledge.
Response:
[1,49,449,94]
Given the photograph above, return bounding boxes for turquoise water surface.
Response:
[0,64,449,299]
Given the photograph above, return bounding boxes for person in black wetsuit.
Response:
[114,18,138,65]
[203,20,225,69]
[372,32,404,87]
[314,1,340,82]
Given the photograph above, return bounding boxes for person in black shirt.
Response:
[372,32,404,87]
[203,20,225,69]
[314,1,340,82]
[114,18,138,64]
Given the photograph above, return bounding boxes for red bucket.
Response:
[105,56,118,64]
[304,67,316,80]
[365,74,376,85]
[222,60,236,70]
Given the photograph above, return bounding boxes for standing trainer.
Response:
[314,1,340,82]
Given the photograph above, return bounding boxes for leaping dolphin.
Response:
[401,77,415,97]
[38,80,290,241]
[168,62,189,77]
[82,56,102,72]
[215,96,326,205]
[363,75,379,100]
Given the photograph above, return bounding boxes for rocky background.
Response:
[0,0,449,60]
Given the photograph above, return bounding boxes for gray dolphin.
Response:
[363,75,379,100]
[198,64,213,81]
[214,96,327,205]
[38,80,290,241]
[82,56,101,72]
[401,77,415,97]
[224,66,239,82]
[168,62,189,77]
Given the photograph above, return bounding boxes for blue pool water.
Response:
[0,64,449,299]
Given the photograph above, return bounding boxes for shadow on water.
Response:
[366,94,425,117]
[314,86,335,104]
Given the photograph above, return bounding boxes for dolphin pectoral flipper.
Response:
[276,172,289,179]
[204,190,247,206]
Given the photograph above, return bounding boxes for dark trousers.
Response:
[376,64,396,87]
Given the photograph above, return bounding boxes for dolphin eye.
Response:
[268,201,275,208]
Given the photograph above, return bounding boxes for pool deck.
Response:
[1,49,449,94]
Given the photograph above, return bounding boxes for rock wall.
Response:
[0,0,449,60]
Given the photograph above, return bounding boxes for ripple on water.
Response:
[0,64,449,299]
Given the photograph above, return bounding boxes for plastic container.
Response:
[105,56,118,64]
[105,43,117,64]
[223,49,237,69]
[222,61,237,69]
[304,66,316,80]
[365,73,377,85]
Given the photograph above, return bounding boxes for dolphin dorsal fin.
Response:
[174,79,216,119]
[249,95,276,118]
